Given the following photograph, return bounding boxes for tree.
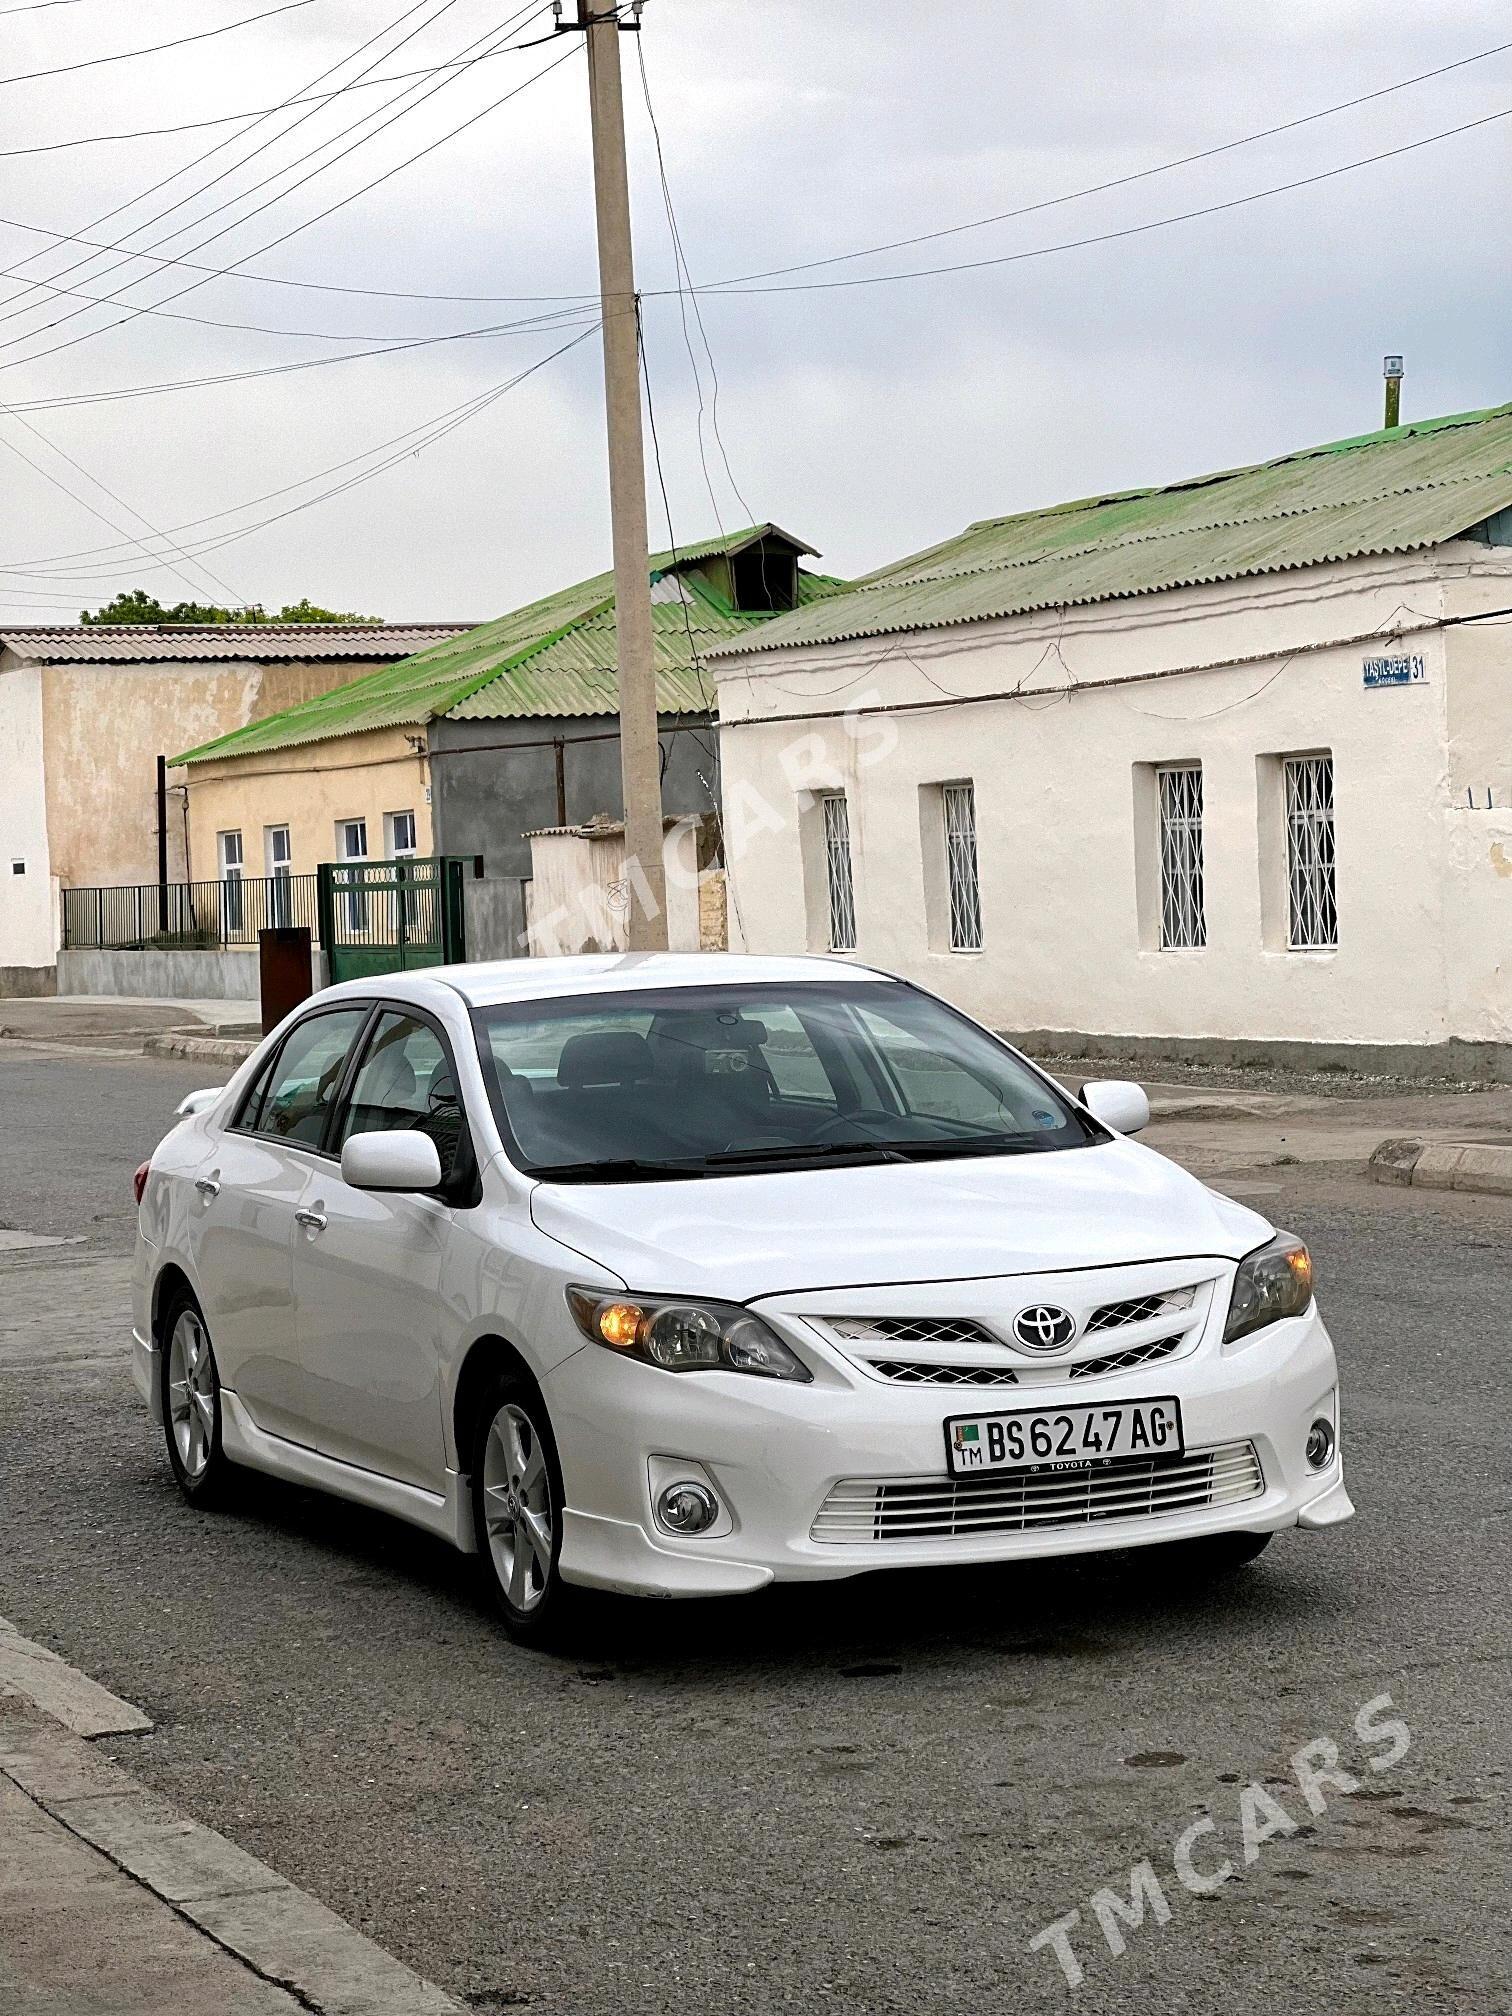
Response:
[80,589,382,625]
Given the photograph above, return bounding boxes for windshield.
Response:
[472,981,1103,1182]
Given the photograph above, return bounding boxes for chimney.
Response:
[1383,354,1404,429]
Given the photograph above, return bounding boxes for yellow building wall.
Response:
[182,727,432,888]
[37,655,414,889]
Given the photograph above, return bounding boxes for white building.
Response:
[711,404,1512,1075]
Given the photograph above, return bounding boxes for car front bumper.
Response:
[542,1305,1351,1597]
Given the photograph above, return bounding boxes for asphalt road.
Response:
[1,1048,1508,2015]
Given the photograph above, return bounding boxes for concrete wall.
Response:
[57,943,321,1002]
[428,713,718,886]
[0,660,59,984]
[33,654,409,892]
[523,818,706,955]
[715,546,1512,1054]
[182,729,430,886]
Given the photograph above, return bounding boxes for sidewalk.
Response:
[0,995,260,1060]
[1,1745,304,2015]
[0,1622,460,2016]
[1137,1075,1512,1186]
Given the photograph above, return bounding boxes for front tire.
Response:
[160,1292,234,1505]
[470,1373,576,1644]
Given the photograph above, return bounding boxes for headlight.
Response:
[566,1287,812,1382]
[1223,1233,1314,1345]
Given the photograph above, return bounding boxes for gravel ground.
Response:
[1,1053,1508,2016]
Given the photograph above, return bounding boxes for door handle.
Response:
[294,1207,327,1232]
[194,1176,221,1199]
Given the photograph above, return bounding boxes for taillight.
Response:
[133,1161,150,1206]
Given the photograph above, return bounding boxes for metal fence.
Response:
[61,873,321,952]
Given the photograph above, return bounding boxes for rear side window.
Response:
[256,1008,369,1149]
[334,1011,467,1185]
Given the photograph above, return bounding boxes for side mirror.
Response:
[340,1129,443,1193]
[175,1086,226,1117]
[1080,1079,1150,1136]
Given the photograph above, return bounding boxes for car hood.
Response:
[526,1138,1272,1301]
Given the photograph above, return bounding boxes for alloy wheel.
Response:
[167,1307,218,1480]
[481,1402,554,1615]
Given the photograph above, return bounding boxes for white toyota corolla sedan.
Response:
[133,952,1352,1640]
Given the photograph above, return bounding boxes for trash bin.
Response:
[259,926,313,1035]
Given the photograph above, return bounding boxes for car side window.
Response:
[334,1010,467,1185]
[255,1008,370,1149]
[231,1053,276,1133]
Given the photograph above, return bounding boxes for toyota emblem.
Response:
[1011,1304,1078,1352]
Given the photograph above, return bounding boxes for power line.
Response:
[0,415,245,599]
[0,0,100,14]
[0,21,577,379]
[1,34,1506,305]
[0,203,594,303]
[1,341,600,576]
[635,33,755,534]
[0,42,568,157]
[2,321,601,587]
[693,101,1512,297]
[0,0,463,341]
[0,302,602,418]
[0,0,319,87]
[0,3,553,368]
[704,36,1512,289]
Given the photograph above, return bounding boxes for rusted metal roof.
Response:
[711,403,1512,658]
[0,622,472,664]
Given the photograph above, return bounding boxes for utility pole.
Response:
[565,0,667,949]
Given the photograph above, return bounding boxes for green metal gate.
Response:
[316,856,468,984]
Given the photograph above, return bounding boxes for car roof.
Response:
[310,951,896,1013]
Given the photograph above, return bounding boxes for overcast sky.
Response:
[0,0,1509,624]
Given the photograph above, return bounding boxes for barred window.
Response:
[821,793,857,952]
[942,782,983,951]
[1284,755,1337,949]
[1157,766,1205,949]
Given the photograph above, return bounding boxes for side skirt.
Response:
[219,1391,477,1554]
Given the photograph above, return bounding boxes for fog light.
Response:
[656,1481,718,1533]
[1305,1417,1336,1470]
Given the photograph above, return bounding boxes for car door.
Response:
[193,1004,372,1445]
[288,1005,472,1490]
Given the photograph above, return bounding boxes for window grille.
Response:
[822,794,857,951]
[1284,755,1337,949]
[1157,766,1206,949]
[942,782,983,951]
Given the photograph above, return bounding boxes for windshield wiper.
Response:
[884,1132,1049,1162]
[701,1140,906,1168]
[531,1156,710,1183]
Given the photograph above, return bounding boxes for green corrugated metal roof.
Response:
[710,404,1512,658]
[174,526,837,764]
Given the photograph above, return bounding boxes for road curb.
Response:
[1368,1136,1512,1196]
[144,1033,259,1065]
[0,1635,462,2014]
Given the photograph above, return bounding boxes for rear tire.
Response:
[159,1291,235,1506]
[470,1371,578,1645]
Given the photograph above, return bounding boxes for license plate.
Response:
[944,1397,1184,1476]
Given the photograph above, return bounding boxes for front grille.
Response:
[828,1316,999,1348]
[811,1441,1263,1543]
[869,1359,1020,1387]
[1086,1287,1197,1333]
[1066,1333,1184,1380]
